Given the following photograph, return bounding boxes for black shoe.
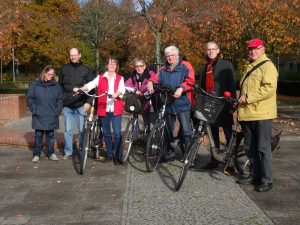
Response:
[254,182,273,192]
[236,176,260,185]
[116,157,123,165]
[200,162,219,170]
[101,157,112,163]
[224,166,235,174]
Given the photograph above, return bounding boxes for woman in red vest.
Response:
[74,57,125,164]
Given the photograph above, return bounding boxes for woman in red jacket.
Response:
[74,57,125,164]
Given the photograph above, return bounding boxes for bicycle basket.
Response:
[194,92,227,123]
[124,93,147,113]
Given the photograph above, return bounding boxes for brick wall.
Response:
[0,94,27,119]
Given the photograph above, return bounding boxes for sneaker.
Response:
[49,154,59,161]
[32,156,39,163]
[62,155,71,160]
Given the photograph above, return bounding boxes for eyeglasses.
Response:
[46,72,55,76]
[206,48,218,52]
[135,65,145,68]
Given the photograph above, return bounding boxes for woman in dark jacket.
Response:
[27,65,63,162]
[125,57,156,133]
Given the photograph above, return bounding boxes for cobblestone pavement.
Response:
[121,146,273,225]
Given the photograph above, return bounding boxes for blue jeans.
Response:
[63,106,86,156]
[166,111,193,148]
[34,130,55,157]
[99,113,122,159]
[210,125,232,163]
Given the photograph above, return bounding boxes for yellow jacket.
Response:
[238,54,278,121]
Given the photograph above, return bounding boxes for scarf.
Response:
[205,58,217,93]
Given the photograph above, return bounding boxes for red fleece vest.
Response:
[97,74,123,116]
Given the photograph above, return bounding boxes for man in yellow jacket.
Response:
[237,38,278,192]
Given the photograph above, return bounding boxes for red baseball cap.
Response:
[247,38,264,48]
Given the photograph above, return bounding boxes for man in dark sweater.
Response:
[59,48,95,159]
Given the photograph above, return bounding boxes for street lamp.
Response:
[12,48,15,82]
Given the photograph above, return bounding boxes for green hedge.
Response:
[0,89,28,94]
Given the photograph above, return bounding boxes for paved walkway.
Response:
[0,110,299,224]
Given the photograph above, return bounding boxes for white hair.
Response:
[164,46,179,56]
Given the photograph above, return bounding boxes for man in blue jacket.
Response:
[59,48,95,159]
[147,45,195,159]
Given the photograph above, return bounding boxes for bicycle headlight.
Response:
[130,105,135,111]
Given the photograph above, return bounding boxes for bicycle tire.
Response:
[121,118,135,164]
[91,120,103,159]
[175,137,200,191]
[80,122,92,175]
[145,121,165,172]
[235,146,251,176]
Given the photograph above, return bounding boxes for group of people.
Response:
[27,38,278,193]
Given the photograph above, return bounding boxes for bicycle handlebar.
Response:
[73,89,112,98]
[190,84,237,104]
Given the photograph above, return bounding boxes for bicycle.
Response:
[211,121,282,176]
[145,85,174,172]
[121,88,150,164]
[175,87,234,191]
[72,90,109,175]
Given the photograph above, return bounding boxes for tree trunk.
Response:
[96,47,100,73]
[155,31,162,72]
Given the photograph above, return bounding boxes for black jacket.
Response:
[59,62,95,108]
[27,79,63,130]
[198,58,236,126]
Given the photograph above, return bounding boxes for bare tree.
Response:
[75,0,132,71]
[134,0,207,70]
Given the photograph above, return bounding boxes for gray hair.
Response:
[164,46,179,56]
[205,41,219,49]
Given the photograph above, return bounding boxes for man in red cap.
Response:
[237,38,278,192]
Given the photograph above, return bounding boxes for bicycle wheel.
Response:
[90,119,103,159]
[175,136,201,191]
[235,146,251,176]
[121,118,135,164]
[80,122,92,175]
[145,121,166,172]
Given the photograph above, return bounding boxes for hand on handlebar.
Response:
[135,90,142,95]
[173,87,183,98]
[146,81,154,93]
[73,87,80,93]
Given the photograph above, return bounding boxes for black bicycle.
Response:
[145,85,174,172]
[175,87,234,191]
[211,122,282,176]
[72,90,109,175]
[121,88,150,164]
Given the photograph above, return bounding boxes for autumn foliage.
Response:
[0,0,299,76]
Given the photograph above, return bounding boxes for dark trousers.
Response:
[99,113,122,159]
[142,112,158,132]
[241,120,273,184]
[210,125,232,163]
[166,111,193,148]
[34,129,55,157]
